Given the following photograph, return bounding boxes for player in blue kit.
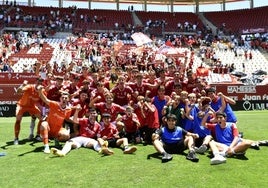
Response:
[152,114,199,163]
[206,87,237,123]
[202,111,268,165]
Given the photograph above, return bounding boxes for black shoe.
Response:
[162,152,173,163]
[259,140,268,146]
[194,144,208,154]
[235,151,246,156]
[250,143,260,150]
[186,151,199,162]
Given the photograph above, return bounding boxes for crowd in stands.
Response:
[1,3,268,40]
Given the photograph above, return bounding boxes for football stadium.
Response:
[0,0,268,187]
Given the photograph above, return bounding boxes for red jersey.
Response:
[78,118,101,139]
[47,85,63,101]
[90,88,110,102]
[100,123,119,139]
[63,84,79,96]
[110,85,133,106]
[121,113,139,133]
[143,79,158,97]
[143,104,160,129]
[165,80,183,95]
[94,102,125,122]
[134,105,146,126]
[128,82,150,97]
[77,75,92,88]
[71,99,89,118]
[182,79,196,93]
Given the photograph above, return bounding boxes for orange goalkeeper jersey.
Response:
[18,85,40,107]
[46,101,72,137]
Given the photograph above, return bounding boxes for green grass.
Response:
[1,111,268,188]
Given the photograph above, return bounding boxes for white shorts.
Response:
[70,136,101,151]
[216,138,243,153]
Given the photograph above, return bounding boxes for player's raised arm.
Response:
[37,85,50,106]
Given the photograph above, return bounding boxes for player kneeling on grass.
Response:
[37,86,73,153]
[152,114,199,163]
[51,106,113,157]
[97,113,137,154]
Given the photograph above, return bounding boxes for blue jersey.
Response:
[160,126,185,144]
[184,104,199,132]
[214,122,236,146]
[210,97,237,123]
[153,96,168,122]
[185,106,211,138]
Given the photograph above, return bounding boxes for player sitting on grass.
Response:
[97,113,137,154]
[51,107,113,157]
[152,113,199,163]
[202,111,268,165]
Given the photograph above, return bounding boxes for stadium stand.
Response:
[203,6,268,35]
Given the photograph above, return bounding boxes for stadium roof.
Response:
[65,0,247,6]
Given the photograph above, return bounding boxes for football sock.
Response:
[30,118,35,135]
[61,142,72,155]
[36,121,41,135]
[14,121,20,139]
[40,129,48,144]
